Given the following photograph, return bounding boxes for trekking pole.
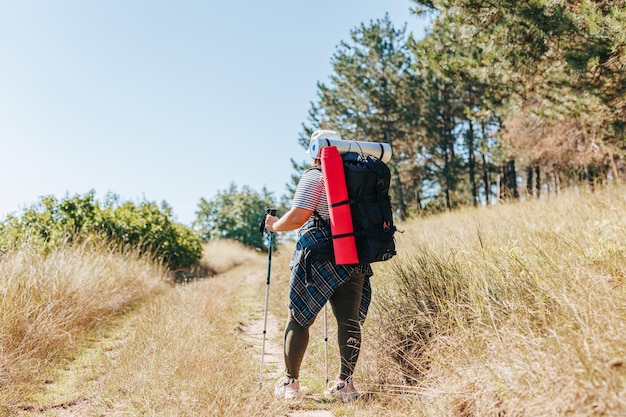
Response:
[258,207,277,388]
[324,304,329,385]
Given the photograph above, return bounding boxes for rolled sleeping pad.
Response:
[309,137,392,163]
[320,146,358,265]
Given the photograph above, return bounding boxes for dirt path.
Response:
[240,309,335,417]
[239,273,283,385]
[239,274,335,417]
[12,258,337,417]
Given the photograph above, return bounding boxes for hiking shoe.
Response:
[274,376,301,399]
[324,375,359,402]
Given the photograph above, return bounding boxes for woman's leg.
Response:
[328,272,365,380]
[283,311,314,379]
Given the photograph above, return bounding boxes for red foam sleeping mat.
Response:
[320,146,358,264]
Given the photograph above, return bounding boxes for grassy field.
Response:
[364,185,626,416]
[1,185,625,416]
[0,244,167,409]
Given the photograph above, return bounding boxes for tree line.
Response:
[194,1,624,248]
[293,0,625,219]
[7,3,619,255]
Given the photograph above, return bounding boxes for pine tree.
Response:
[302,14,421,219]
[411,0,626,184]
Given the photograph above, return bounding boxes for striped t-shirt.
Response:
[292,168,330,220]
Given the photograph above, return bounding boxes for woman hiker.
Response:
[264,129,373,402]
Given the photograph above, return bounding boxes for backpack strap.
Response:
[309,159,359,239]
[312,164,353,208]
[329,196,353,208]
[311,210,329,228]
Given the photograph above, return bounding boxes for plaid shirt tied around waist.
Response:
[288,218,373,327]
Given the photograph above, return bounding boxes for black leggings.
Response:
[283,272,365,380]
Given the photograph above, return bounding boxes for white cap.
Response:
[307,130,342,158]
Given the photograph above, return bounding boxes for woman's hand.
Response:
[264,214,279,232]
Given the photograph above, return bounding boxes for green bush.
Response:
[0,192,202,270]
[194,183,286,250]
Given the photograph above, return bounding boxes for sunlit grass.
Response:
[366,185,626,415]
[95,267,270,416]
[0,237,286,416]
[3,185,626,416]
[0,243,167,409]
[199,239,261,275]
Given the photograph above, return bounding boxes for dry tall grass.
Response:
[1,239,284,416]
[91,262,270,416]
[366,185,626,416]
[4,187,626,416]
[0,244,167,409]
[199,239,262,275]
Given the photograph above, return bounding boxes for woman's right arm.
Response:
[265,206,313,232]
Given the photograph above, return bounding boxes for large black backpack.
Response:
[314,152,397,264]
[341,152,396,264]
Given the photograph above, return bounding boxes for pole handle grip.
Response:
[259,207,278,235]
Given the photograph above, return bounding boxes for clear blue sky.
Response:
[0,1,428,225]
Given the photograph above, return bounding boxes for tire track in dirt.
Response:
[12,312,134,417]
